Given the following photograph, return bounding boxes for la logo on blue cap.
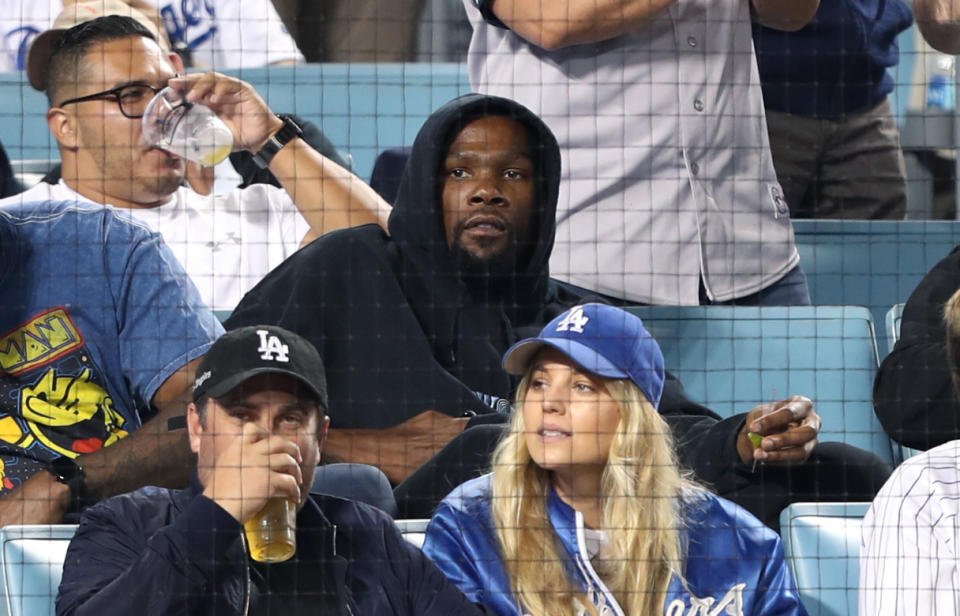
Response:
[556,306,590,334]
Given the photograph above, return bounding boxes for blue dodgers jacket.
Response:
[423,475,809,616]
[56,480,488,616]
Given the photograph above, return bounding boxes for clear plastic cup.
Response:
[141,87,234,167]
[244,498,296,563]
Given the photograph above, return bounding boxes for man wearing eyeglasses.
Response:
[0,6,390,312]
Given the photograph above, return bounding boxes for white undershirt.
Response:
[583,528,607,561]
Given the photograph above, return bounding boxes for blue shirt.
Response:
[0,201,221,492]
[753,0,913,118]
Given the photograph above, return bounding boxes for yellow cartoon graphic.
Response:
[5,367,130,457]
[0,307,84,375]
[0,458,15,491]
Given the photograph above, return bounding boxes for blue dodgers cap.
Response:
[502,303,666,407]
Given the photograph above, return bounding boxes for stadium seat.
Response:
[312,463,399,518]
[8,160,56,192]
[0,524,77,616]
[779,502,871,616]
[879,303,924,459]
[395,519,429,549]
[792,220,960,351]
[369,147,411,204]
[884,303,904,356]
[626,306,897,465]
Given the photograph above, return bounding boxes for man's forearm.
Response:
[323,411,469,484]
[78,393,195,499]
[324,426,423,484]
[916,0,960,53]
[270,138,392,235]
[490,0,679,50]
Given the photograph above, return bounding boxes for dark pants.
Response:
[766,99,907,220]
[394,425,890,532]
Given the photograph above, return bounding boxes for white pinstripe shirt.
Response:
[860,441,960,616]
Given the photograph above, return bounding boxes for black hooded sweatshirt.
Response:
[226,94,580,429]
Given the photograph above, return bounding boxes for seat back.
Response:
[792,220,960,351]
[0,525,77,616]
[626,306,895,465]
[880,303,924,459]
[395,519,429,549]
[312,463,399,518]
[779,503,871,616]
[884,303,904,356]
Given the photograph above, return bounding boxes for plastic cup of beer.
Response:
[244,498,296,563]
[141,86,234,167]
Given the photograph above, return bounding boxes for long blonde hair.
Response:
[944,288,960,398]
[490,373,700,615]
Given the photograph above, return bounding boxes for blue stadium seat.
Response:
[882,303,924,460]
[626,306,897,465]
[884,303,904,356]
[395,519,429,549]
[312,463,399,518]
[793,220,960,351]
[0,525,77,616]
[779,502,871,616]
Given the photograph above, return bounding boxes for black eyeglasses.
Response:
[58,84,165,119]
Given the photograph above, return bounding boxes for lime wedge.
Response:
[747,432,764,448]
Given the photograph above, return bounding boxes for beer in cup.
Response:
[141,86,233,167]
[244,498,296,563]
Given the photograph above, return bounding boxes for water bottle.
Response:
[926,52,956,110]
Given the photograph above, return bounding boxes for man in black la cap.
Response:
[56,326,489,616]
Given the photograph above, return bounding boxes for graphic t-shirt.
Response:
[0,201,221,493]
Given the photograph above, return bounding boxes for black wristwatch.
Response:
[251,114,303,169]
[47,456,95,513]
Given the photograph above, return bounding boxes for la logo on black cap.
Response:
[256,329,289,362]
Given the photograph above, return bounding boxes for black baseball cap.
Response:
[192,325,328,411]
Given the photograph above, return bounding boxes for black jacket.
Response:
[874,245,960,449]
[56,481,487,616]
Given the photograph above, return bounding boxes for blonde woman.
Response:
[423,303,807,616]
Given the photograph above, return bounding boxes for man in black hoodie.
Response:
[228,94,889,524]
[227,95,577,510]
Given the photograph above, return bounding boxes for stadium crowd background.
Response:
[0,0,959,615]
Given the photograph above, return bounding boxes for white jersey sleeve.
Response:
[149,0,302,69]
[0,0,60,73]
[859,441,960,616]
